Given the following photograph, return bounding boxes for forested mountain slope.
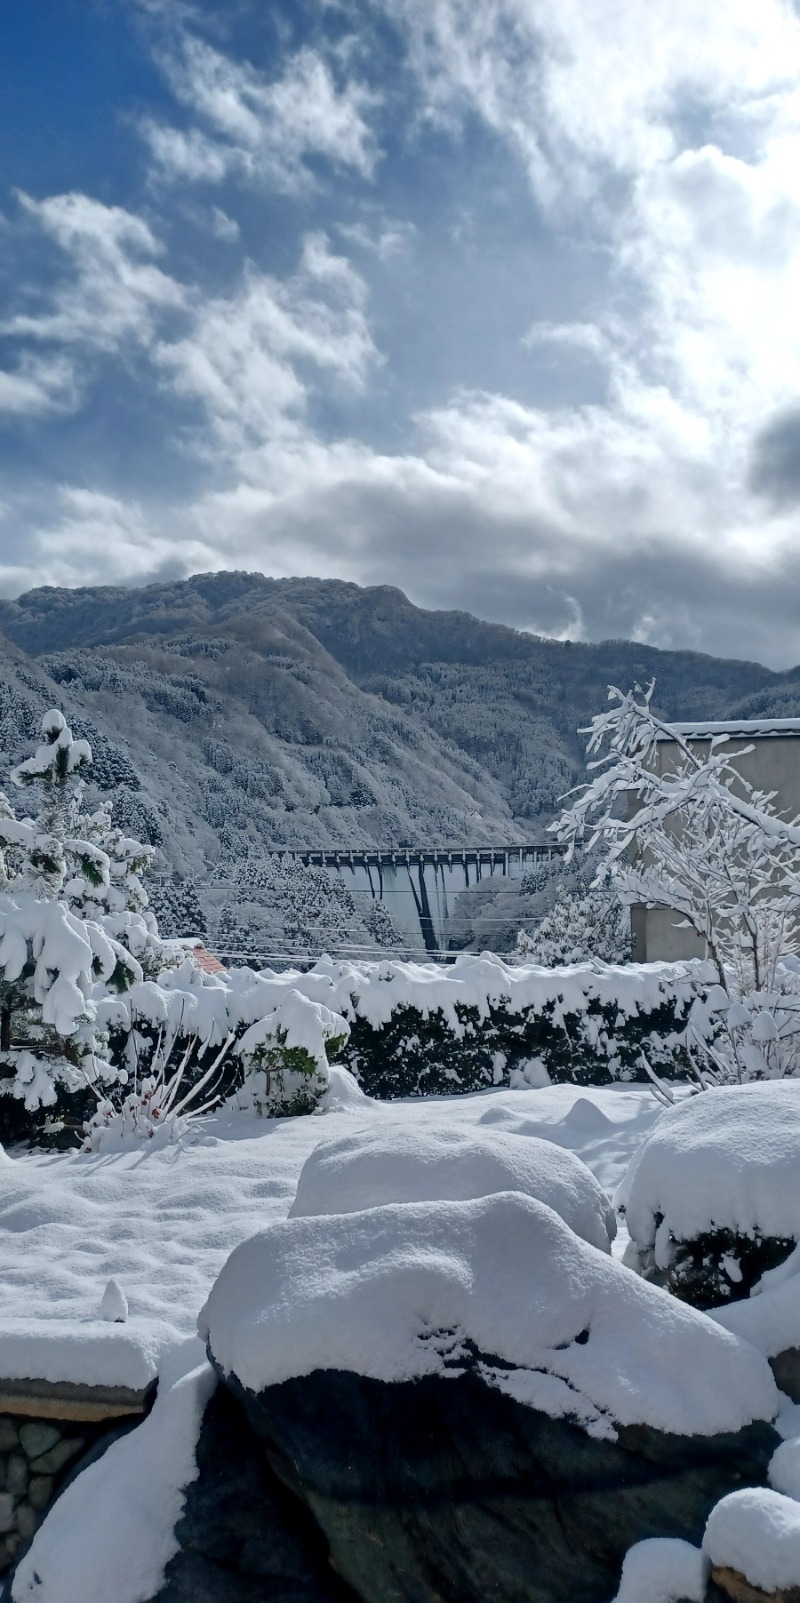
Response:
[0,571,797,903]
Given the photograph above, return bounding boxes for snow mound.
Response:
[704,1487,800,1594]
[317,1064,379,1115]
[562,1097,614,1132]
[200,1191,778,1442]
[288,1124,616,1253]
[11,1351,214,1603]
[711,1243,800,1358]
[611,1538,707,1603]
[620,1082,800,1251]
[770,1435,800,1500]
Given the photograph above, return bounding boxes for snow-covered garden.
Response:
[2,692,800,1602]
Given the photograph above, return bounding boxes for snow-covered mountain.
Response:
[0,570,797,948]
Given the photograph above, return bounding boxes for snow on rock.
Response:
[610,1537,708,1603]
[770,1435,800,1501]
[200,1190,778,1442]
[288,1124,616,1253]
[704,1487,800,1594]
[11,1349,215,1603]
[619,1082,800,1258]
[0,1320,159,1391]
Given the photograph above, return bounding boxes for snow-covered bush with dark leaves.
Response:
[618,1082,800,1308]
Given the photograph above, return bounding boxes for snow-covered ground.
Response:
[0,1079,658,1393]
[4,1075,796,1603]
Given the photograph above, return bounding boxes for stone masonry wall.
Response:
[0,1415,104,1574]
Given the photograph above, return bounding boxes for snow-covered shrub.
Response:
[82,1031,235,1152]
[554,680,800,1085]
[516,877,631,966]
[233,992,348,1117]
[618,1083,800,1307]
[332,955,705,1096]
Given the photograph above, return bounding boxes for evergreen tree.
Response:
[516,879,631,966]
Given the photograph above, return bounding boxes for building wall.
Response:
[633,733,800,964]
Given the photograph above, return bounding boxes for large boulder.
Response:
[154,1386,357,1603]
[289,1122,617,1252]
[200,1191,780,1603]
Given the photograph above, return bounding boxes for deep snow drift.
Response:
[0,1081,657,1392]
[288,1123,617,1252]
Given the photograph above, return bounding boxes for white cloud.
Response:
[0,352,78,419]
[337,218,417,260]
[18,487,214,590]
[210,206,239,242]
[522,320,610,361]
[154,233,380,458]
[4,192,184,352]
[144,36,380,194]
[385,0,800,203]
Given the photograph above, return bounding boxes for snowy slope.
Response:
[0,571,796,950]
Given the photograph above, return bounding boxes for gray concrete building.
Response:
[630,718,800,964]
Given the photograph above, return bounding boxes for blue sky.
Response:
[3,0,800,666]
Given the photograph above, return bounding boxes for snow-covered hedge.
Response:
[619,1083,800,1307]
[253,953,711,1097]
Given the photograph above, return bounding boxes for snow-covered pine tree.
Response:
[516,877,631,966]
[0,710,172,1130]
[147,873,208,942]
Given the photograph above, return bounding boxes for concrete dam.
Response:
[284,844,566,956]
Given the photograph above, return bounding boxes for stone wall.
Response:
[0,1415,104,1574]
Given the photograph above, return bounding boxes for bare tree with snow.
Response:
[552,682,800,1083]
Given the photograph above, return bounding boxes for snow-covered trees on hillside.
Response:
[516,877,631,967]
[553,681,800,1082]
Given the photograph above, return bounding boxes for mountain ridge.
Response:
[0,570,798,948]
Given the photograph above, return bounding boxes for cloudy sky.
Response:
[3,0,800,666]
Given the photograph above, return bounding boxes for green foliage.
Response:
[235,1032,330,1118]
[661,1225,796,1310]
[340,993,694,1098]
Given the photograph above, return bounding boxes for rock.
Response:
[154,1386,358,1603]
[28,1475,53,1511]
[712,1566,800,1602]
[15,1505,36,1541]
[0,1501,12,1539]
[219,1363,779,1603]
[771,1349,800,1404]
[0,1425,17,1455]
[18,1423,59,1460]
[31,1438,83,1475]
[5,1456,27,1495]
